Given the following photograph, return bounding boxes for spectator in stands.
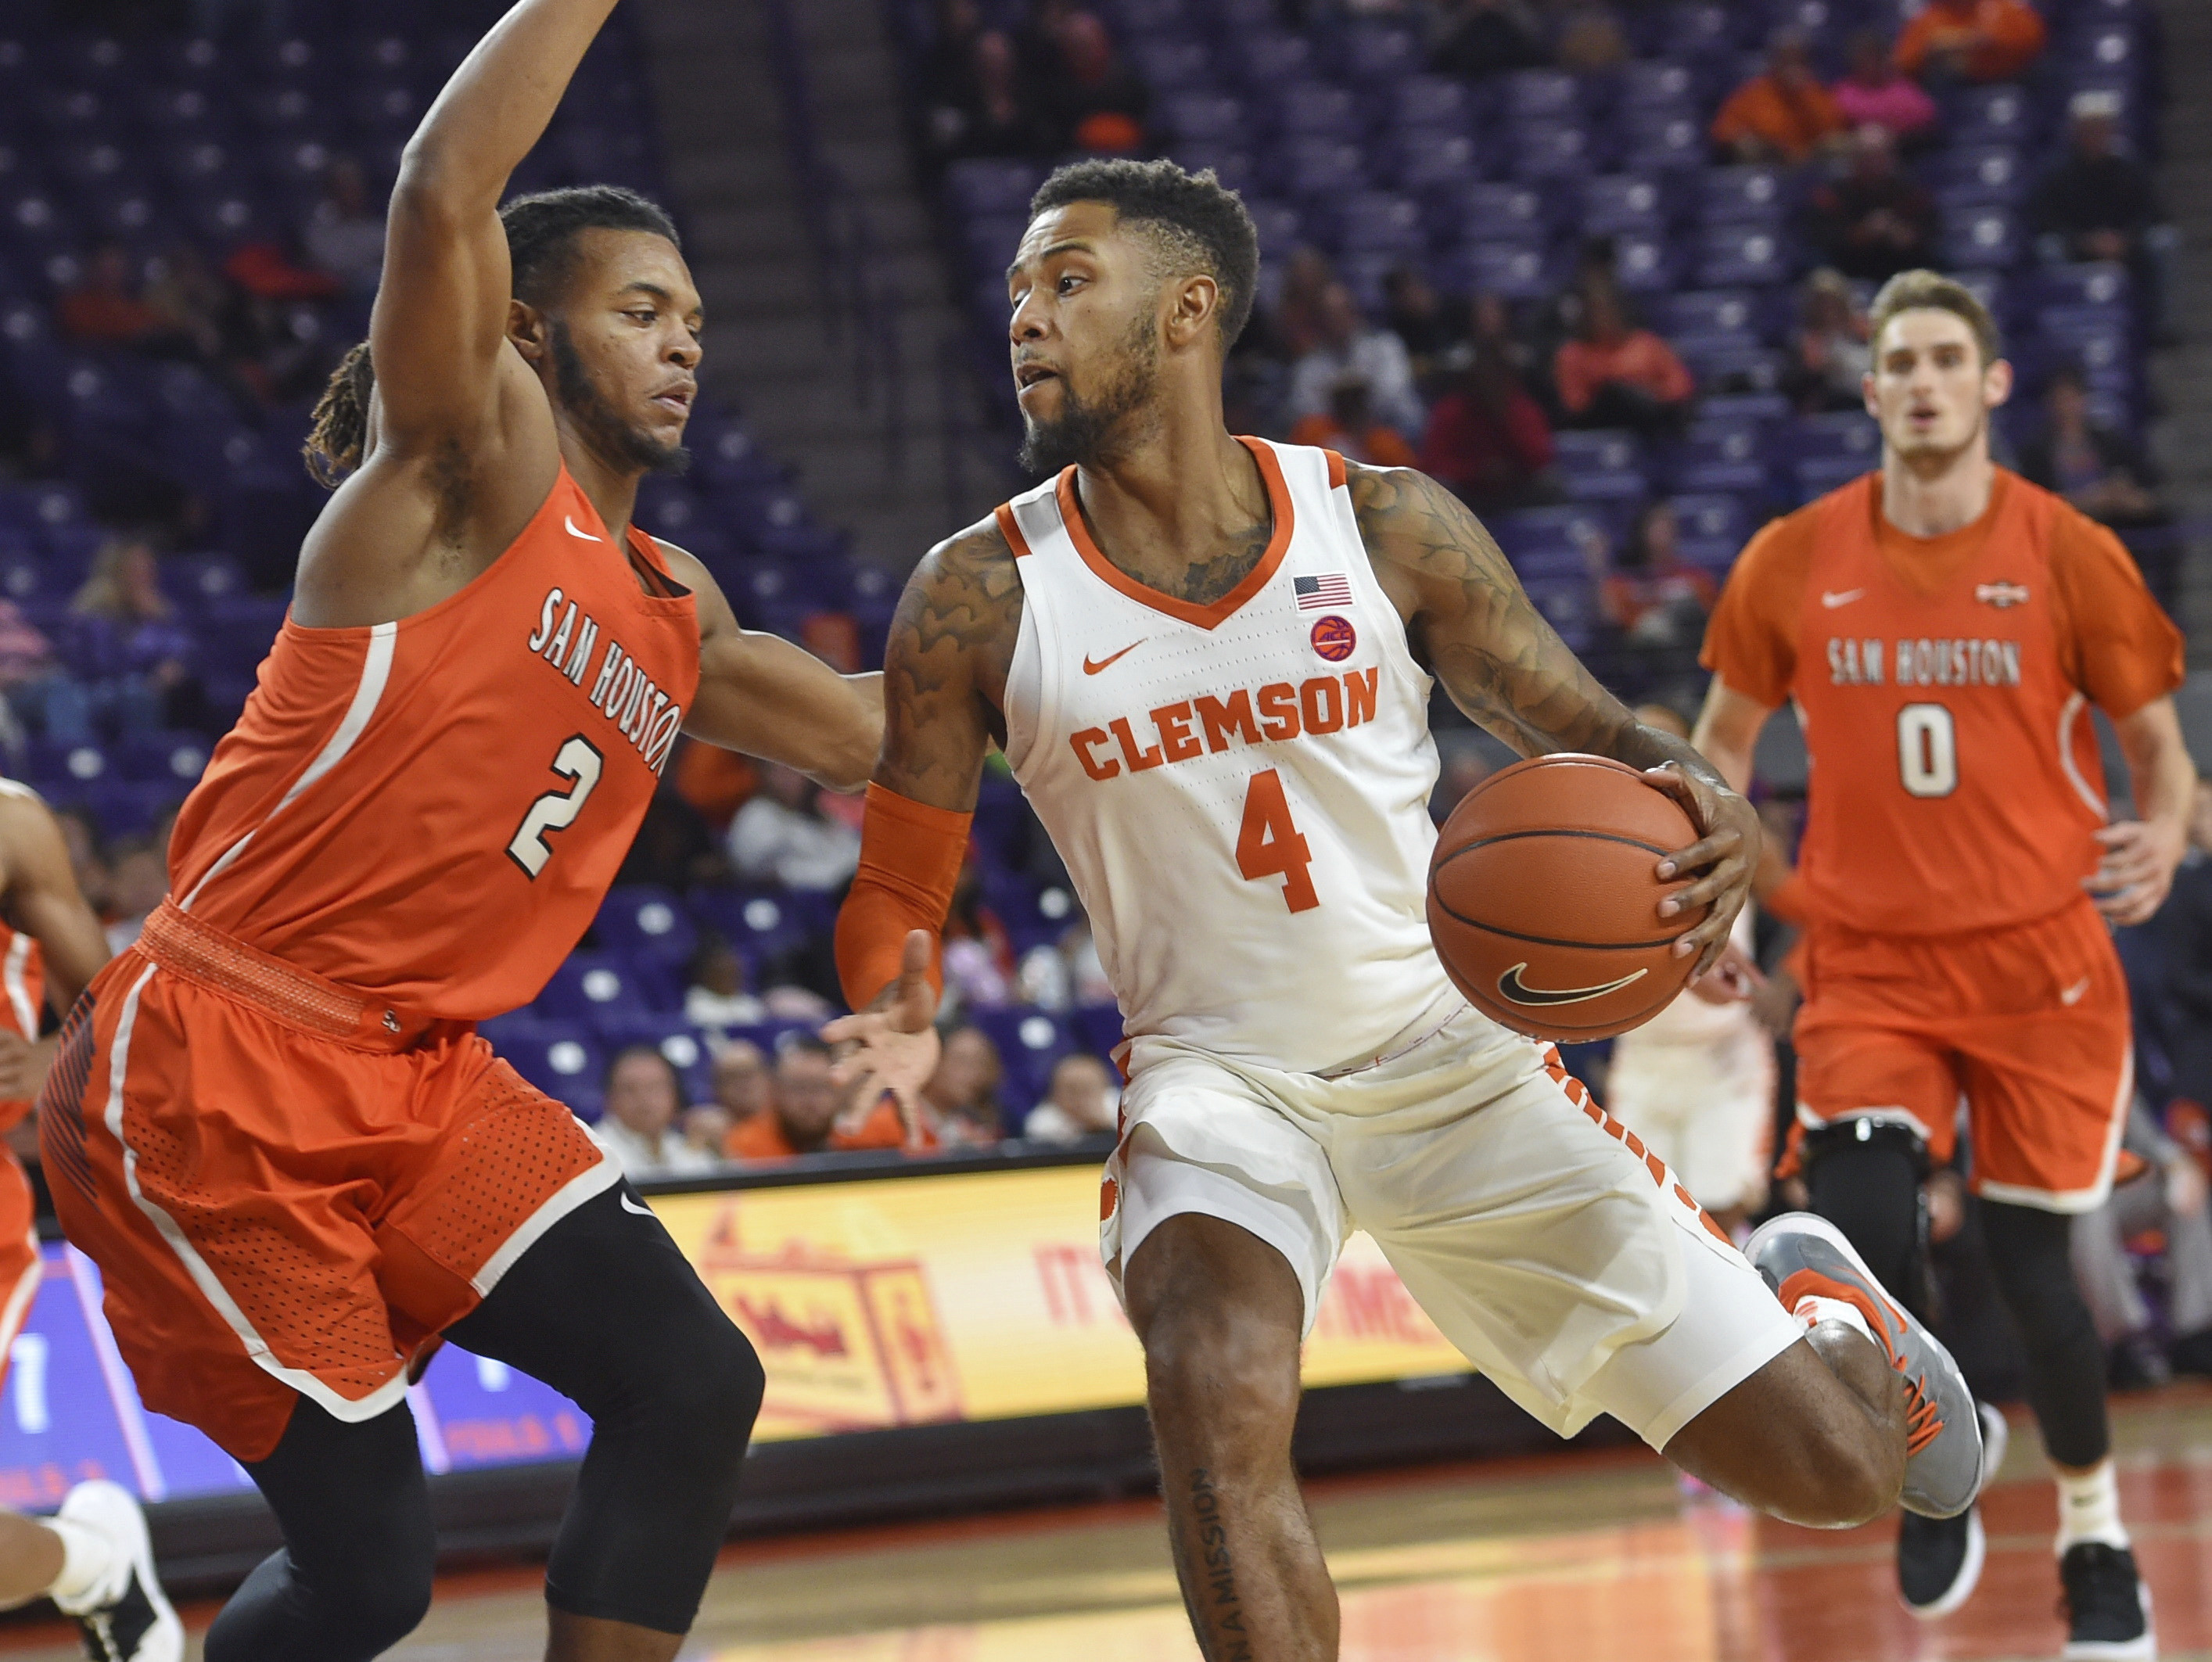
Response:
[941,862,1017,1011]
[927,27,1056,161]
[726,1035,846,1160]
[1016,914,1114,1010]
[1552,2,1629,74]
[1830,29,1938,147]
[597,1046,719,1178]
[1596,502,1716,691]
[67,537,209,736]
[1894,0,2046,87]
[683,934,767,1036]
[1272,247,1338,362]
[1383,267,1470,394]
[2072,1099,2212,1386]
[680,1104,733,1165]
[1551,285,1693,436]
[1808,124,1937,282]
[305,156,388,300]
[1023,1052,1119,1144]
[1427,0,1544,78]
[710,1038,771,1122]
[1420,340,1557,512]
[1031,7,1148,155]
[1288,375,1419,467]
[0,604,86,748]
[1710,31,1849,167]
[2018,366,2164,531]
[922,1025,1005,1147]
[102,835,167,955]
[1287,283,1424,443]
[59,245,178,350]
[2032,92,2167,325]
[140,242,235,369]
[727,763,861,891]
[1785,268,1873,414]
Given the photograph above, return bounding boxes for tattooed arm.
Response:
[1347,461,1757,972]
[872,518,1026,811]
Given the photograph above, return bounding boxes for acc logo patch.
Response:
[1975,581,2031,608]
[1309,614,1356,662]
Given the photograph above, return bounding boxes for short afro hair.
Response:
[1029,159,1260,350]
[499,185,681,310]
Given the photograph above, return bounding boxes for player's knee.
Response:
[647,1308,766,1467]
[1142,1299,1300,1442]
[1800,1423,1902,1527]
[325,1531,436,1650]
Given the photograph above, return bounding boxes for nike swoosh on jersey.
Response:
[565,515,605,543]
[619,1193,655,1215]
[1821,589,1866,608]
[2060,977,2092,1006]
[1083,641,1145,675]
[1496,963,1650,1007]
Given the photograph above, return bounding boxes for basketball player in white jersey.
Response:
[831,160,1984,1660]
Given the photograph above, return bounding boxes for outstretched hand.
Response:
[824,931,942,1150]
[2085,819,2185,927]
[1645,763,1761,980]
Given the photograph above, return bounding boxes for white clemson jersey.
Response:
[1000,437,1460,1075]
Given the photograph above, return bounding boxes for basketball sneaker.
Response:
[1899,1402,2009,1618]
[51,1481,182,1662]
[1743,1212,1983,1518]
[2059,1542,2154,1660]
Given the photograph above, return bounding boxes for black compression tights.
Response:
[203,1183,766,1660]
[1808,1139,2110,1470]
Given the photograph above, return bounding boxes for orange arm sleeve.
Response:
[834,783,972,1010]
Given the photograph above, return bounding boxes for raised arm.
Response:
[659,544,885,792]
[1347,461,1758,971]
[372,0,618,454]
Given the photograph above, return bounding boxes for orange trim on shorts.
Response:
[138,903,434,1050]
[1541,1045,1734,1247]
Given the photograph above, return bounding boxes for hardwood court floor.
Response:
[5,1388,2208,1660]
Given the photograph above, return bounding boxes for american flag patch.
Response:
[1295,574,1353,610]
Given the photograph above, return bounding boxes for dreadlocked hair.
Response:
[300,187,680,489]
[303,339,375,490]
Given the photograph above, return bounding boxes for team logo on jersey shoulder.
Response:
[1309,615,1356,662]
[1975,581,2031,608]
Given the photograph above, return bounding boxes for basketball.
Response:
[1427,754,1707,1042]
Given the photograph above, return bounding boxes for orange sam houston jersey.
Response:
[1702,470,2183,938]
[165,466,701,1020]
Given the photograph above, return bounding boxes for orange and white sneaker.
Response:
[1744,1212,1984,1519]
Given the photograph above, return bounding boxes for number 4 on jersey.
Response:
[1237,769,1320,913]
[508,735,605,878]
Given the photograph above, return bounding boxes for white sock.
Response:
[42,1517,113,1603]
[2054,1460,2129,1554]
[1794,1293,1879,1350]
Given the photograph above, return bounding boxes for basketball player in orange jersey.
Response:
[1696,271,2192,1657]
[37,4,885,1659]
[0,784,185,1662]
[829,160,1989,1662]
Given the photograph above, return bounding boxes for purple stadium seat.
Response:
[1226,32,1312,88]
[1942,204,2023,271]
[594,1014,711,1101]
[1611,229,1677,293]
[1619,60,1697,110]
[1510,120,1595,183]
[1342,27,1419,87]
[1792,452,1870,503]
[1503,70,1580,122]
[1490,504,1615,562]
[1391,131,1484,197]
[1952,84,2035,147]
[1668,493,1754,547]
[1442,240,1550,300]
[1784,411,1882,463]
[1521,576,1600,655]
[2023,262,2130,312]
[1694,224,1791,289]
[1652,289,1761,339]
[968,1006,1074,1114]
[1160,91,1246,145]
[501,1022,605,1120]
[1268,81,1362,144]
[1332,192,1426,258]
[1126,36,1212,92]
[1271,137,1369,202]
[537,951,658,1025]
[1939,144,2028,206]
[116,732,210,787]
[1431,180,1547,247]
[1663,2,1739,54]
[1700,166,1790,228]
[1392,76,1474,131]
[1168,141,1256,195]
[594,885,698,971]
[1620,106,1706,172]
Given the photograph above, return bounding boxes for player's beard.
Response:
[1018,311,1161,477]
[1888,395,1988,471]
[551,320,691,476]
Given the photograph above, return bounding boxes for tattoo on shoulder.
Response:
[1342,461,1639,759]
[878,518,1025,802]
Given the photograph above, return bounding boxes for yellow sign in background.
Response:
[652,1166,1470,1441]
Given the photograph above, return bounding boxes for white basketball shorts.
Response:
[1605,1025,1778,1215]
[1101,1003,1804,1453]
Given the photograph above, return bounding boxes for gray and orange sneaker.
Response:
[1744,1212,1984,1520]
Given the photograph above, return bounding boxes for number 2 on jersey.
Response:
[1237,769,1320,913]
[1897,703,1958,799]
[508,735,605,878]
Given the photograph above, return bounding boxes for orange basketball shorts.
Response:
[0,1150,42,1387]
[1791,897,2131,1212]
[38,903,616,1463]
